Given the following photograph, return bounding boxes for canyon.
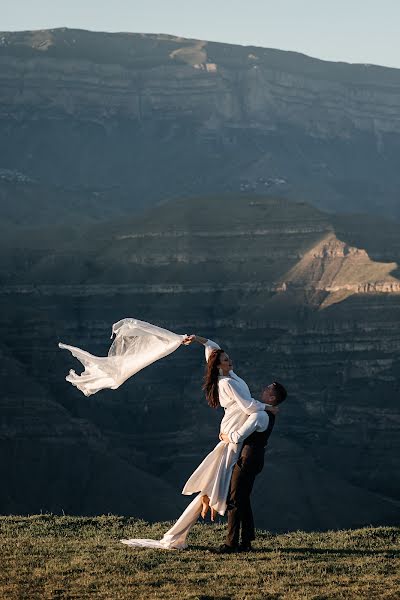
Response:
[0,28,399,530]
[1,195,399,530]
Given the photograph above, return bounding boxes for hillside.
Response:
[0,195,399,529]
[1,28,400,222]
[0,177,140,227]
[281,232,400,308]
[1,516,399,599]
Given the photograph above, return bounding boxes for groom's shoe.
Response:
[214,543,239,554]
[238,542,253,552]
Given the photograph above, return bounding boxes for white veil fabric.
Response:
[58,318,185,396]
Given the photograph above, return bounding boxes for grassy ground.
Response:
[0,516,399,600]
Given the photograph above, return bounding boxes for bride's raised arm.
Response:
[186,334,266,413]
[183,334,221,362]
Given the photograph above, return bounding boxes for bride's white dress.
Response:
[121,340,266,549]
[58,321,266,550]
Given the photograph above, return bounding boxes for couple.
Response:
[121,333,287,552]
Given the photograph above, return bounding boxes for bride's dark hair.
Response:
[203,348,224,409]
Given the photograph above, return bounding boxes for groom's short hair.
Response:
[271,381,287,404]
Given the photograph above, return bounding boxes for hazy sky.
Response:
[2,0,399,69]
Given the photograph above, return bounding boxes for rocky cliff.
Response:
[1,28,400,220]
[1,195,399,530]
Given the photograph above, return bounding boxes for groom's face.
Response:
[262,384,278,405]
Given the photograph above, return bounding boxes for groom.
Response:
[216,381,287,553]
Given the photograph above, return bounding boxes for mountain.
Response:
[1,195,399,530]
[0,176,138,227]
[1,28,400,223]
[281,232,400,308]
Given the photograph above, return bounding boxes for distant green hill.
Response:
[1,515,399,599]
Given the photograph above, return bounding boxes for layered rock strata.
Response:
[0,29,400,219]
[1,196,399,529]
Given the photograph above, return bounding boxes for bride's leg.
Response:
[201,495,218,521]
[201,494,210,519]
[161,493,204,548]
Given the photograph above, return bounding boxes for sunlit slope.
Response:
[280,232,399,308]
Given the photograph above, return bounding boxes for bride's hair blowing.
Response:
[203,348,224,409]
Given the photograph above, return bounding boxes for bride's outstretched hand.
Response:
[182,334,196,345]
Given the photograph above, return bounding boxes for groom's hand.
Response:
[219,432,230,443]
[182,334,196,345]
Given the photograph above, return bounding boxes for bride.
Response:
[121,334,276,550]
[58,319,275,550]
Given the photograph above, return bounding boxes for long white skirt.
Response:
[121,440,241,549]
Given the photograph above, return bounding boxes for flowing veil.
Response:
[58,318,185,396]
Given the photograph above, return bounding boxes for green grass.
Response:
[0,516,399,600]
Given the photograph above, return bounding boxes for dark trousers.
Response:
[225,454,264,547]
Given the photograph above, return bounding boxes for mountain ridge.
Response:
[1,28,400,219]
[2,27,400,75]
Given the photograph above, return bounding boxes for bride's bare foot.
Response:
[201,495,217,521]
[201,495,210,519]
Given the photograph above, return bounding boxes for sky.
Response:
[1,0,399,69]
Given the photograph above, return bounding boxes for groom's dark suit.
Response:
[225,411,276,548]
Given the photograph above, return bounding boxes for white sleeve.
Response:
[204,339,221,362]
[225,379,266,415]
[229,411,269,444]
